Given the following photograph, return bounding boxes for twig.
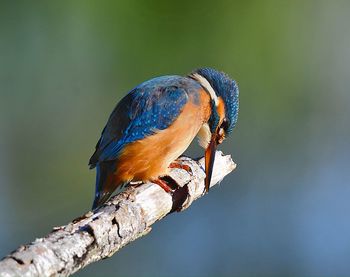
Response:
[0,151,236,277]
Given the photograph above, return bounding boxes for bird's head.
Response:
[190,68,239,191]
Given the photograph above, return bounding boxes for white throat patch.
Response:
[197,122,211,148]
[191,73,219,106]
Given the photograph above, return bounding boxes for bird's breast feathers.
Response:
[113,95,211,183]
[89,76,210,168]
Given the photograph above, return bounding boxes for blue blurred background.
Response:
[1,1,350,276]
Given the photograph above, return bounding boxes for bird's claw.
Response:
[169,162,193,174]
[153,176,180,194]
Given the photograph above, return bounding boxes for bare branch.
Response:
[0,151,236,277]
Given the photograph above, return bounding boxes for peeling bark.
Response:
[0,151,236,277]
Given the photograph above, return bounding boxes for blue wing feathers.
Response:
[89,76,199,167]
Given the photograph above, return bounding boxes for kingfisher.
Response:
[89,68,239,209]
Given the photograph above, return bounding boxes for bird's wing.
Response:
[89,76,192,168]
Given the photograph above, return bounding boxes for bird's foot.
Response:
[153,176,179,193]
[169,161,192,174]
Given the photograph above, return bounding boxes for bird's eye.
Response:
[220,118,229,131]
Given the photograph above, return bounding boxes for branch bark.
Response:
[0,151,236,277]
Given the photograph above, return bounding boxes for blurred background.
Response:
[1,0,350,276]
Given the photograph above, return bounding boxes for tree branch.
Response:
[0,151,236,277]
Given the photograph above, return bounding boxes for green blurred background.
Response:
[1,1,350,276]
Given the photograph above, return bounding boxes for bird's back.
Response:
[89,75,203,167]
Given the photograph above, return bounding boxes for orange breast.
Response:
[113,89,211,184]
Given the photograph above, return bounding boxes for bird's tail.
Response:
[92,161,117,210]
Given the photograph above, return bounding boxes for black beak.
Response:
[204,134,218,192]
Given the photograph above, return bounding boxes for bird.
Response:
[89,68,239,209]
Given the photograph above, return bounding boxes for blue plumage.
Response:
[89,75,201,168]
